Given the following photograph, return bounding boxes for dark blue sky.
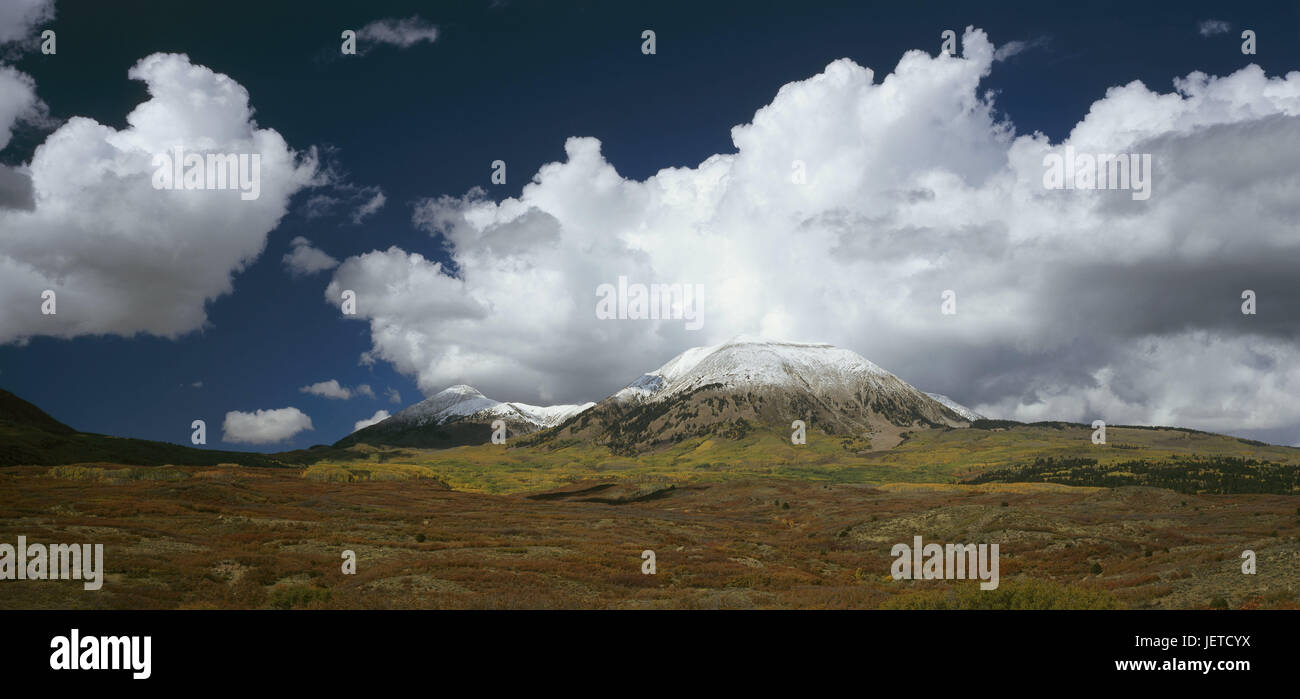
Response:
[1,0,1297,450]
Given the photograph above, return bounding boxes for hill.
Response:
[0,388,287,468]
[303,419,1300,495]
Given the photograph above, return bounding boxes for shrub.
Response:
[268,585,332,610]
[881,579,1121,610]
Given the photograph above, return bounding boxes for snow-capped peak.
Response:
[612,336,893,403]
[489,401,597,428]
[389,384,502,427]
[387,384,593,429]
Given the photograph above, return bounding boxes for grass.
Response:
[879,578,1121,610]
[0,422,291,468]
[2,464,1297,610]
[3,420,1299,610]
[302,423,1300,495]
[965,455,1300,494]
[48,464,191,482]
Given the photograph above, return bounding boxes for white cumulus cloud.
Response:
[0,0,53,47]
[0,53,318,344]
[0,65,43,150]
[352,409,390,432]
[283,236,339,276]
[324,27,1300,442]
[222,407,313,444]
[298,379,377,400]
[299,379,352,399]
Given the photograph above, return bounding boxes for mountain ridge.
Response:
[924,393,985,421]
[334,384,594,449]
[524,337,969,454]
[342,337,974,452]
[0,388,289,468]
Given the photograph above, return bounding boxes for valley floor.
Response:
[1,464,1296,610]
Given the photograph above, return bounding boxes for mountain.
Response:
[924,393,985,421]
[0,387,77,435]
[526,336,969,454]
[0,388,286,467]
[336,384,594,448]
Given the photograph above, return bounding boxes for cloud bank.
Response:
[0,0,53,47]
[327,28,1300,443]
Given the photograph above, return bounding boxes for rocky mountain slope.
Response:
[526,337,969,454]
[336,384,593,449]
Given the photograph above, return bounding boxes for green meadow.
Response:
[303,422,1300,495]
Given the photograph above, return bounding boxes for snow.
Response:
[485,401,597,427]
[384,338,963,433]
[388,384,501,427]
[386,384,593,429]
[611,373,667,402]
[924,393,985,421]
[612,336,895,403]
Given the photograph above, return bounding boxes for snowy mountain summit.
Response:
[342,337,975,452]
[547,335,971,454]
[386,385,501,427]
[386,384,594,429]
[336,384,593,448]
[613,335,895,403]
